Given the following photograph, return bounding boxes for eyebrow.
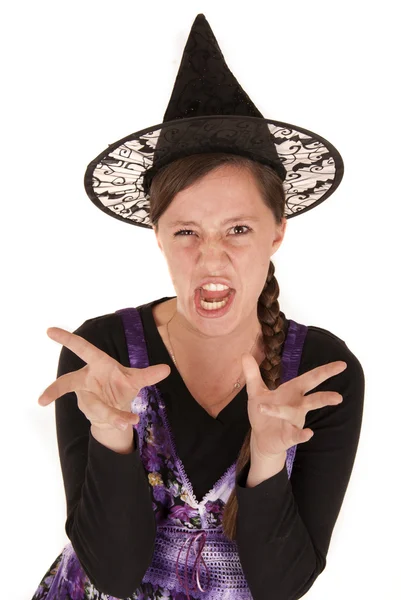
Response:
[168,215,260,227]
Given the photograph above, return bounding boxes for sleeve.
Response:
[54,314,156,598]
[234,329,365,600]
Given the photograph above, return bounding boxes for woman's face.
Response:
[153,164,287,338]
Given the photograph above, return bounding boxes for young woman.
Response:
[32,14,364,600]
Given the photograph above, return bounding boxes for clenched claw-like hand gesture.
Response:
[38,327,171,431]
[241,353,347,458]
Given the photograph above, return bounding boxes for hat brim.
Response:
[84,115,344,229]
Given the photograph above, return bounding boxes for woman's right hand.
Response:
[38,326,171,432]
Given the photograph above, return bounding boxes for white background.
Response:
[1,1,400,598]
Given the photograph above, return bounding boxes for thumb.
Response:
[135,363,172,389]
[241,353,264,399]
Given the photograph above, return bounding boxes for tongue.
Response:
[200,288,232,301]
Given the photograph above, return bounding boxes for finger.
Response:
[241,352,266,399]
[92,403,139,430]
[271,422,314,452]
[294,361,347,395]
[46,327,116,367]
[259,391,343,419]
[258,402,295,420]
[106,406,140,430]
[129,363,172,390]
[259,401,307,431]
[297,427,314,444]
[38,369,85,406]
[285,422,314,446]
[302,390,343,411]
[115,411,140,430]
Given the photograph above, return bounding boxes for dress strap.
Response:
[281,319,309,384]
[280,319,309,476]
[115,307,150,370]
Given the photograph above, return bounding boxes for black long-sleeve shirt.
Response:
[54,295,365,599]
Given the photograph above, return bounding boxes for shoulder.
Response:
[301,324,364,381]
[73,311,125,344]
[283,313,364,379]
[68,299,165,367]
[295,323,365,425]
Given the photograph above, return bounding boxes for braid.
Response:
[257,260,286,391]
[221,260,286,541]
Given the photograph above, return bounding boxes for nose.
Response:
[198,239,230,271]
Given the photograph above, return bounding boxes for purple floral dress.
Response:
[31,307,308,600]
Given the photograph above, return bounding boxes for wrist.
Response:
[246,450,287,488]
[91,423,135,454]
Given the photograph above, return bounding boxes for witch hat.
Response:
[84,13,344,228]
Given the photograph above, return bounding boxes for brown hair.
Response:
[148,152,286,540]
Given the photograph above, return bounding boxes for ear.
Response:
[272,217,287,255]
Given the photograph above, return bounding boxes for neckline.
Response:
[140,296,252,424]
[128,299,293,508]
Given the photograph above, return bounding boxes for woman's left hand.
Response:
[241,353,347,459]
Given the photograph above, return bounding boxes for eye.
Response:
[229,225,251,235]
[173,225,252,236]
[174,229,195,236]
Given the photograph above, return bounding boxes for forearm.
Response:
[236,459,320,600]
[65,427,156,597]
[55,320,156,597]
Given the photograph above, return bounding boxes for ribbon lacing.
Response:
[176,531,211,599]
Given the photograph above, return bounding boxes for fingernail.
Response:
[116,420,128,430]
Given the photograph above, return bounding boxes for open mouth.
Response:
[194,287,236,315]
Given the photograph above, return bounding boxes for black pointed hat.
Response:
[84,14,344,229]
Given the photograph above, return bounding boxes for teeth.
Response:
[200,297,230,310]
[201,283,229,291]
